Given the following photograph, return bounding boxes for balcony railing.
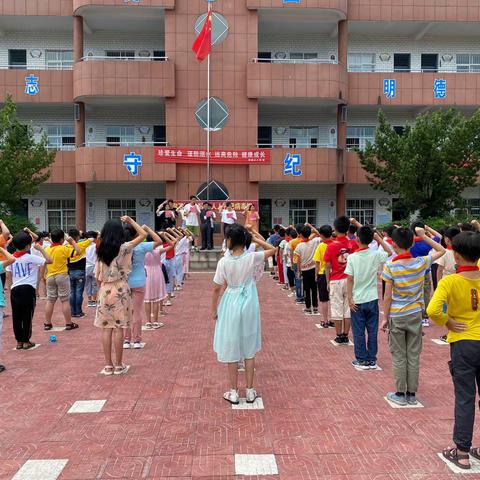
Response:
[348,65,480,73]
[84,141,168,147]
[252,57,337,64]
[81,55,168,62]
[257,142,337,148]
[0,64,73,70]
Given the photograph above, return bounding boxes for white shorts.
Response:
[329,278,350,320]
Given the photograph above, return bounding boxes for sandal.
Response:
[114,364,129,375]
[23,342,36,350]
[442,447,470,470]
[44,324,53,331]
[102,365,114,376]
[470,447,480,461]
[145,322,153,329]
[65,322,79,331]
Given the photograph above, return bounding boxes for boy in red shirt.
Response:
[324,216,358,344]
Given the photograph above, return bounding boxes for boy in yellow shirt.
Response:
[427,231,480,471]
[44,229,81,331]
[314,225,334,328]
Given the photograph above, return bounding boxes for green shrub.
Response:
[1,214,37,237]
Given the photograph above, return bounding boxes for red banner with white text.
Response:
[154,147,270,165]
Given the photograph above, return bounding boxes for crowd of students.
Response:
[0,217,194,376]
[213,215,480,471]
[1,208,480,470]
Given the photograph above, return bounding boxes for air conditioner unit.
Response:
[274,52,287,59]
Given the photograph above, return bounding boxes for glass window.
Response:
[47,125,75,150]
[107,199,136,220]
[289,199,317,225]
[346,126,375,151]
[289,53,318,63]
[47,199,76,232]
[106,126,135,146]
[289,127,319,148]
[462,199,480,216]
[347,199,375,226]
[196,181,229,201]
[195,97,229,131]
[45,50,73,69]
[348,53,376,72]
[456,53,480,72]
[105,50,135,59]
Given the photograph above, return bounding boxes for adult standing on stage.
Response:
[244,204,260,232]
[183,196,201,248]
[200,202,216,250]
[219,202,237,237]
[156,200,179,230]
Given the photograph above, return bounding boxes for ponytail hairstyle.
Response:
[225,224,252,250]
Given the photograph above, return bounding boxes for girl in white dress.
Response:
[212,225,276,405]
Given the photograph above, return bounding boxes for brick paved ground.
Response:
[0,272,476,479]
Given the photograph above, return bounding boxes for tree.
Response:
[0,95,56,212]
[359,108,480,219]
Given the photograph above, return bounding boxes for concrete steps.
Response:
[189,249,223,271]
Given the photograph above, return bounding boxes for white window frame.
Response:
[289,199,317,225]
[348,53,376,72]
[106,126,135,146]
[46,125,75,151]
[456,53,480,73]
[105,50,135,60]
[45,50,73,69]
[107,199,136,220]
[346,199,375,226]
[46,199,76,232]
[289,52,319,64]
[289,127,320,148]
[347,126,375,151]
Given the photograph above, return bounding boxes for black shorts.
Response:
[317,274,330,303]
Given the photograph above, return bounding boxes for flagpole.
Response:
[207,49,211,201]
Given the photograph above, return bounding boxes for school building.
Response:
[3,0,480,233]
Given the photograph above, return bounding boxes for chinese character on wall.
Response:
[383,79,396,99]
[433,79,447,99]
[283,153,302,177]
[124,152,143,176]
[25,75,39,96]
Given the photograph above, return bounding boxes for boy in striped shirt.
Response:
[381,226,445,406]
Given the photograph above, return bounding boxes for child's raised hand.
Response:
[120,215,132,224]
[33,243,43,251]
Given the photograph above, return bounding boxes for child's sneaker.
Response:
[133,342,142,349]
[333,335,344,344]
[123,341,131,349]
[352,360,370,370]
[238,361,245,372]
[246,388,258,404]
[223,389,240,405]
[304,308,313,316]
[440,334,448,343]
[387,392,407,406]
[368,361,378,370]
[406,393,418,405]
[422,319,430,327]
[165,300,172,306]
[328,321,335,328]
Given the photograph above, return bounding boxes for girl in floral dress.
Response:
[95,216,147,375]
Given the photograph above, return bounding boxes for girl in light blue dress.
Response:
[212,225,276,405]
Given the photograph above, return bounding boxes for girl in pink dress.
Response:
[144,237,174,328]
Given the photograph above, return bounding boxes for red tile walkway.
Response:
[0,273,474,479]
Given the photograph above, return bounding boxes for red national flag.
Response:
[192,6,212,62]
